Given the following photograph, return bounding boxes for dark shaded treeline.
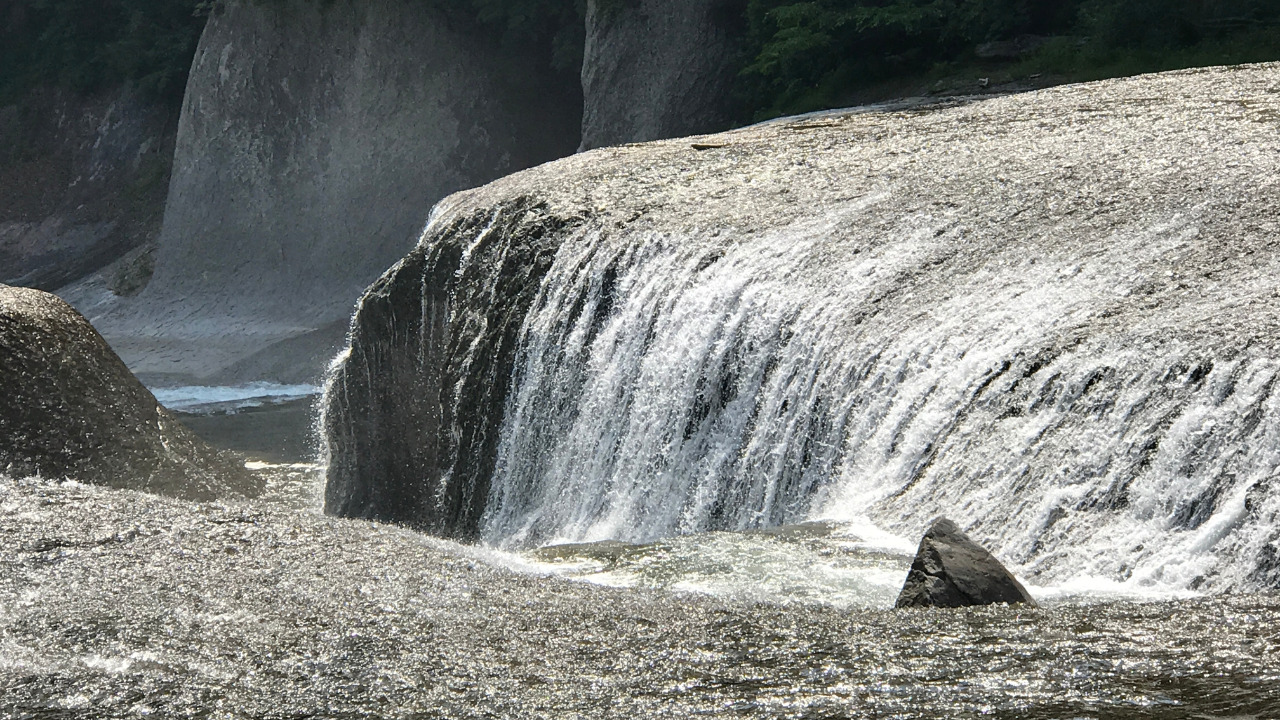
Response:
[741,0,1280,115]
[0,0,211,101]
[0,0,582,104]
[4,0,1279,117]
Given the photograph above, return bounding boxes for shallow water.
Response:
[150,383,320,414]
[2,467,1278,719]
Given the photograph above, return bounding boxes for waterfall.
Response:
[474,195,1279,593]
[324,64,1280,592]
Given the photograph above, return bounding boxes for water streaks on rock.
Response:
[325,63,1280,593]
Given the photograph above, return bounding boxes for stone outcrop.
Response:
[0,285,261,500]
[72,0,581,384]
[895,518,1036,609]
[323,199,577,537]
[323,63,1280,591]
[579,0,745,150]
[0,87,176,292]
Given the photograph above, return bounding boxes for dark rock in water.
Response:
[579,0,744,150]
[0,285,261,500]
[896,518,1035,609]
[323,200,578,538]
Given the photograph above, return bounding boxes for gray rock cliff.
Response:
[579,0,744,150]
[895,518,1036,608]
[0,87,175,293]
[0,285,260,500]
[72,0,581,384]
[323,63,1280,592]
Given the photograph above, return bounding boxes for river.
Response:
[2,453,1277,718]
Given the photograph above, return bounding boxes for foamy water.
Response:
[151,383,320,413]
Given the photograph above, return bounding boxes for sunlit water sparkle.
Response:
[3,465,1277,718]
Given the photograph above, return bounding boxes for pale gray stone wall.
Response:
[84,0,580,383]
[579,0,744,150]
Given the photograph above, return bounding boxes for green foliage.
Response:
[0,0,212,102]
[740,0,1280,118]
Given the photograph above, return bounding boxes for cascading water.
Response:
[478,197,1280,593]
[324,62,1280,595]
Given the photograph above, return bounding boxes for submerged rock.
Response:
[0,285,260,500]
[895,518,1035,609]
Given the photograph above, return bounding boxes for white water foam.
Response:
[151,383,320,414]
[516,519,918,609]
[477,198,1280,595]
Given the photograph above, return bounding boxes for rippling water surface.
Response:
[2,465,1278,719]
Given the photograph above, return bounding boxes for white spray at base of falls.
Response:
[479,196,1280,594]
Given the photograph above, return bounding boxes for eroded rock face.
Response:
[579,0,744,150]
[323,64,1280,591]
[895,519,1036,609]
[75,0,581,384]
[0,285,260,500]
[323,200,579,537]
[0,87,175,292]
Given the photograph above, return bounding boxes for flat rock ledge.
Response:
[896,518,1036,609]
[0,285,261,500]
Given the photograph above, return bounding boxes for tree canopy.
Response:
[0,0,213,101]
[2,0,1278,115]
[741,0,1280,115]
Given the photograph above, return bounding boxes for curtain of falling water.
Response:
[479,201,1280,592]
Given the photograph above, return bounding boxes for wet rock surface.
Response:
[324,200,578,537]
[896,518,1036,608]
[327,63,1280,591]
[0,285,260,500]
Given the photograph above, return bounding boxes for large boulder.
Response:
[0,285,261,500]
[895,518,1036,609]
[323,63,1280,591]
[67,0,581,385]
[579,0,745,150]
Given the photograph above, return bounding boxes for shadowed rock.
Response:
[0,285,261,500]
[896,518,1035,609]
[0,87,175,293]
[580,0,744,150]
[68,0,581,385]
